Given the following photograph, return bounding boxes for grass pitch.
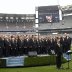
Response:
[0,62,72,72]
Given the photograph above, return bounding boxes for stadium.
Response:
[0,4,72,72]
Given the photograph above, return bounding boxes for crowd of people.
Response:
[0,34,71,57]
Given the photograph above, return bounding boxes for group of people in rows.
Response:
[0,34,71,58]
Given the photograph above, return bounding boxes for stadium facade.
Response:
[35,5,72,37]
[0,5,72,36]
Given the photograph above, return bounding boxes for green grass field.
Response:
[0,59,72,72]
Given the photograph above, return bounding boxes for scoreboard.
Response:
[38,6,60,23]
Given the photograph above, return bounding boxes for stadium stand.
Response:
[0,13,35,32]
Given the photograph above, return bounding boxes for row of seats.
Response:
[0,23,34,31]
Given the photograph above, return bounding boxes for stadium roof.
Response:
[38,5,59,10]
[0,13,35,17]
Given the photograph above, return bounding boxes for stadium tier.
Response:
[0,14,35,31]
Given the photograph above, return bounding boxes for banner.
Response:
[6,56,24,67]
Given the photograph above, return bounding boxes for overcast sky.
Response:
[0,0,72,14]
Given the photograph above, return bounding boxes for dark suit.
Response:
[42,39,47,54]
[4,39,11,57]
[28,39,34,52]
[22,39,28,55]
[67,37,71,51]
[55,42,62,69]
[17,38,22,55]
[10,39,16,56]
[37,40,42,54]
[63,37,68,53]
[0,38,4,57]
[47,39,52,54]
[33,39,38,52]
[60,37,64,53]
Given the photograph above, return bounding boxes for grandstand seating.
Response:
[0,23,7,31]
[0,14,35,31]
[0,23,34,31]
[0,10,72,33]
[63,15,72,28]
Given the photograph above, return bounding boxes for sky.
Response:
[0,0,72,14]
